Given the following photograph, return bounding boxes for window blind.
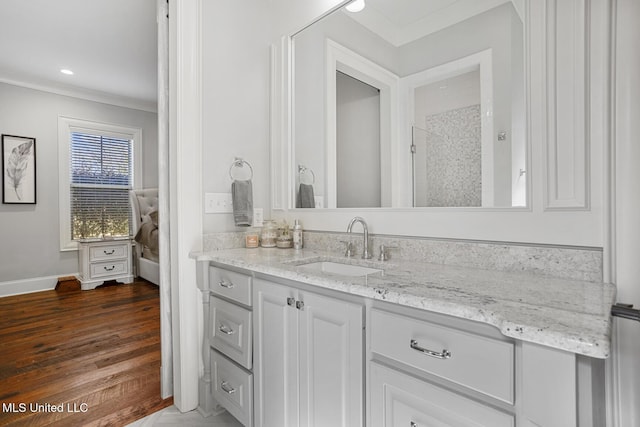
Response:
[70,132,133,240]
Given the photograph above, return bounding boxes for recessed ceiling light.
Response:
[60,69,74,75]
[346,0,365,13]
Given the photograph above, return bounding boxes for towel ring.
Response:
[229,157,254,181]
[298,165,315,185]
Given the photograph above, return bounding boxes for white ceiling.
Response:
[346,0,515,46]
[0,0,158,112]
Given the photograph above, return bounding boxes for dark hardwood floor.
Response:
[0,280,172,426]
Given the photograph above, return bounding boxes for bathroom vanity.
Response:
[194,247,614,427]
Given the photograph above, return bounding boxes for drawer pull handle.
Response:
[219,280,234,289]
[287,297,295,306]
[221,381,236,394]
[103,249,115,255]
[410,339,452,360]
[104,265,116,272]
[218,324,235,335]
[410,423,417,427]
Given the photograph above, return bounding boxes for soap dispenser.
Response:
[292,219,303,250]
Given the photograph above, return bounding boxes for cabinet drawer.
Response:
[210,266,252,306]
[210,296,252,370]
[370,362,514,427]
[212,350,253,427]
[89,243,128,261]
[90,260,129,279]
[370,309,514,404]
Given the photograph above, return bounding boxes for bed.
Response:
[130,188,160,286]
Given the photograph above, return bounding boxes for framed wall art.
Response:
[2,134,36,204]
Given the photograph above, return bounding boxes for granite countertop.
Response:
[191,248,616,359]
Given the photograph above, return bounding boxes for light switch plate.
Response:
[253,208,264,226]
[205,193,233,213]
[314,196,324,208]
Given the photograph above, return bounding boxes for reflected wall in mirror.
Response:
[292,0,527,209]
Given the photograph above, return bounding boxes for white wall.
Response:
[201,0,271,231]
[0,82,158,285]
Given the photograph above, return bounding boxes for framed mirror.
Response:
[291,0,527,209]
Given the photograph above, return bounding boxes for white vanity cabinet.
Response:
[368,306,515,427]
[367,302,605,427]
[197,264,254,426]
[253,277,364,427]
[195,255,607,427]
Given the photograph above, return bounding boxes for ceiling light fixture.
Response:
[60,69,74,75]
[345,0,365,13]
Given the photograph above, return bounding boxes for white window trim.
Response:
[58,116,143,251]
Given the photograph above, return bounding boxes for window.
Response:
[59,117,142,250]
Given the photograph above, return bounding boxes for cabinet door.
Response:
[370,362,514,427]
[298,290,363,427]
[253,279,299,427]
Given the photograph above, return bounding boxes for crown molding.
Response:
[0,75,157,113]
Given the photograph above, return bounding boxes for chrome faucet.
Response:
[346,216,372,259]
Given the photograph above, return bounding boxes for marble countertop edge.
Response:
[190,248,614,359]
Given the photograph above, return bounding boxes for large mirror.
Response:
[292,0,527,209]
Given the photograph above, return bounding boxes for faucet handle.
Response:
[340,241,355,258]
[378,244,397,261]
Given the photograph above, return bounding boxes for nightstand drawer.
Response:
[209,266,252,306]
[210,296,252,369]
[90,260,129,279]
[89,243,128,261]
[371,309,514,404]
[212,350,253,427]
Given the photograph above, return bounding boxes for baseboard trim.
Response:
[0,273,78,297]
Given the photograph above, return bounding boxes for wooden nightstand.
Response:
[77,238,133,290]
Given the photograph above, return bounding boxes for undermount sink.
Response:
[297,261,383,277]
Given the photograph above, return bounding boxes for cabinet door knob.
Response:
[296,300,304,310]
[287,297,295,306]
[410,422,418,427]
[219,280,234,289]
[410,339,452,360]
[220,381,236,394]
[218,324,235,335]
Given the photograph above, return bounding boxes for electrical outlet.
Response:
[314,196,324,208]
[253,208,264,227]
[204,193,233,213]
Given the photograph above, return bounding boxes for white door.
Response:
[611,0,640,425]
[298,290,364,427]
[253,279,299,427]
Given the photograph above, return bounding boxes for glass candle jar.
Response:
[245,228,259,248]
[260,220,277,248]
